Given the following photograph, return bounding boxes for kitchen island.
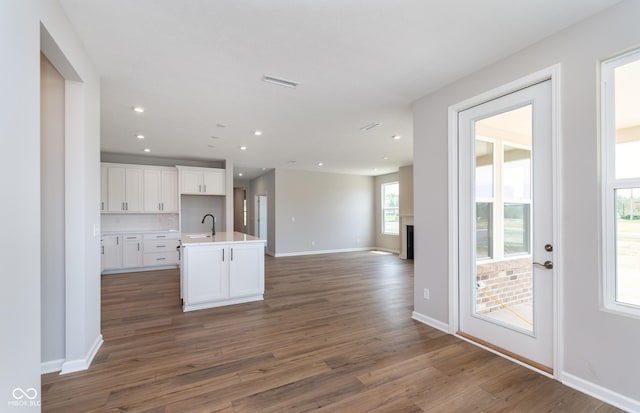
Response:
[180,232,266,312]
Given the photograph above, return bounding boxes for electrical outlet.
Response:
[423,288,430,300]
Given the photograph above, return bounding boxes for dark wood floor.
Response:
[42,252,621,412]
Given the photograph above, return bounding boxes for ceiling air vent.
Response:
[262,75,299,88]
[360,122,382,131]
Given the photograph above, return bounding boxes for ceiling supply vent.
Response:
[360,122,382,131]
[262,75,300,88]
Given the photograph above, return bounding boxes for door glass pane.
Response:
[615,188,640,306]
[614,59,640,179]
[474,105,534,333]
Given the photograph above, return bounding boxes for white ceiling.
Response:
[60,0,622,180]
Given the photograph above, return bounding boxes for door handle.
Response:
[533,260,553,270]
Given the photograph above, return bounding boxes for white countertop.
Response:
[180,231,265,245]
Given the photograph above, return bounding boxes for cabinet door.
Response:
[229,243,264,297]
[143,169,162,212]
[161,170,178,212]
[124,168,143,212]
[203,170,225,195]
[107,167,126,211]
[122,236,142,268]
[181,170,203,194]
[102,235,122,270]
[184,245,228,304]
[100,166,108,212]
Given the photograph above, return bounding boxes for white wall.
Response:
[374,172,400,253]
[412,0,640,407]
[0,0,101,404]
[274,169,375,255]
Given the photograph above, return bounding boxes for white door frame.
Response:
[447,64,563,379]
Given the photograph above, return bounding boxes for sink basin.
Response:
[186,234,211,239]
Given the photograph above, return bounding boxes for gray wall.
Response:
[180,195,226,233]
[274,169,375,255]
[41,53,66,366]
[374,172,400,252]
[248,170,276,254]
[413,0,640,404]
[399,165,414,216]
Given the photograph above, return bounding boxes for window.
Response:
[602,48,640,316]
[382,182,399,235]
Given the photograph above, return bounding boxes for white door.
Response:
[257,195,267,240]
[458,80,554,371]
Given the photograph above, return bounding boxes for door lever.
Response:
[533,260,553,270]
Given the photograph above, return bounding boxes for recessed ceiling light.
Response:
[133,106,144,113]
[318,162,324,167]
[254,130,263,136]
[262,167,267,171]
[136,134,144,139]
[238,173,243,177]
[360,122,382,131]
[392,135,401,140]
[143,148,150,152]
[382,156,389,160]
[262,74,300,88]
[373,168,379,171]
[240,146,247,151]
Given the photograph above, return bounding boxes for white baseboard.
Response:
[274,247,373,257]
[266,249,276,257]
[60,334,103,375]
[562,372,640,413]
[41,358,64,374]
[411,311,451,334]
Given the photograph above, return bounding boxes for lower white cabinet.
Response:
[182,241,264,311]
[122,235,142,268]
[102,235,122,270]
[101,232,179,273]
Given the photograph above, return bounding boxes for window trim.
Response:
[382,181,400,235]
[601,48,640,319]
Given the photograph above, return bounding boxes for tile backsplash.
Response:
[101,213,179,232]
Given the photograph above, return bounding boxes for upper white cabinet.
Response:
[143,168,178,213]
[107,166,143,212]
[100,166,108,212]
[178,166,225,195]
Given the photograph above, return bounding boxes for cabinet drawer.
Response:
[144,232,180,240]
[123,234,141,241]
[144,239,179,252]
[143,251,179,266]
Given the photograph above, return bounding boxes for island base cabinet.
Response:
[229,243,265,297]
[182,242,265,312]
[183,245,227,305]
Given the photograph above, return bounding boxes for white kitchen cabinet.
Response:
[107,166,143,212]
[178,166,225,195]
[143,168,178,212]
[122,235,142,268]
[102,235,122,270]
[183,244,228,304]
[143,233,180,266]
[229,242,265,297]
[100,166,108,212]
[181,235,265,311]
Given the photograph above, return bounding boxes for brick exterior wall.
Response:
[476,257,532,314]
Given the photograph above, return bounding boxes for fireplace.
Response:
[407,225,414,259]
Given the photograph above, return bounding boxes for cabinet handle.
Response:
[101,246,104,254]
[138,243,140,251]
[126,202,129,211]
[199,184,202,192]
[231,247,233,261]
[101,201,104,211]
[156,257,166,261]
[156,245,166,248]
[161,202,164,211]
[222,249,224,262]
[117,237,119,245]
[204,184,207,192]
[159,202,161,211]
[122,202,125,211]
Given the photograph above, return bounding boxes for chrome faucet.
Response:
[201,214,216,235]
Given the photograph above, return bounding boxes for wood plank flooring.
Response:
[42,252,622,412]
